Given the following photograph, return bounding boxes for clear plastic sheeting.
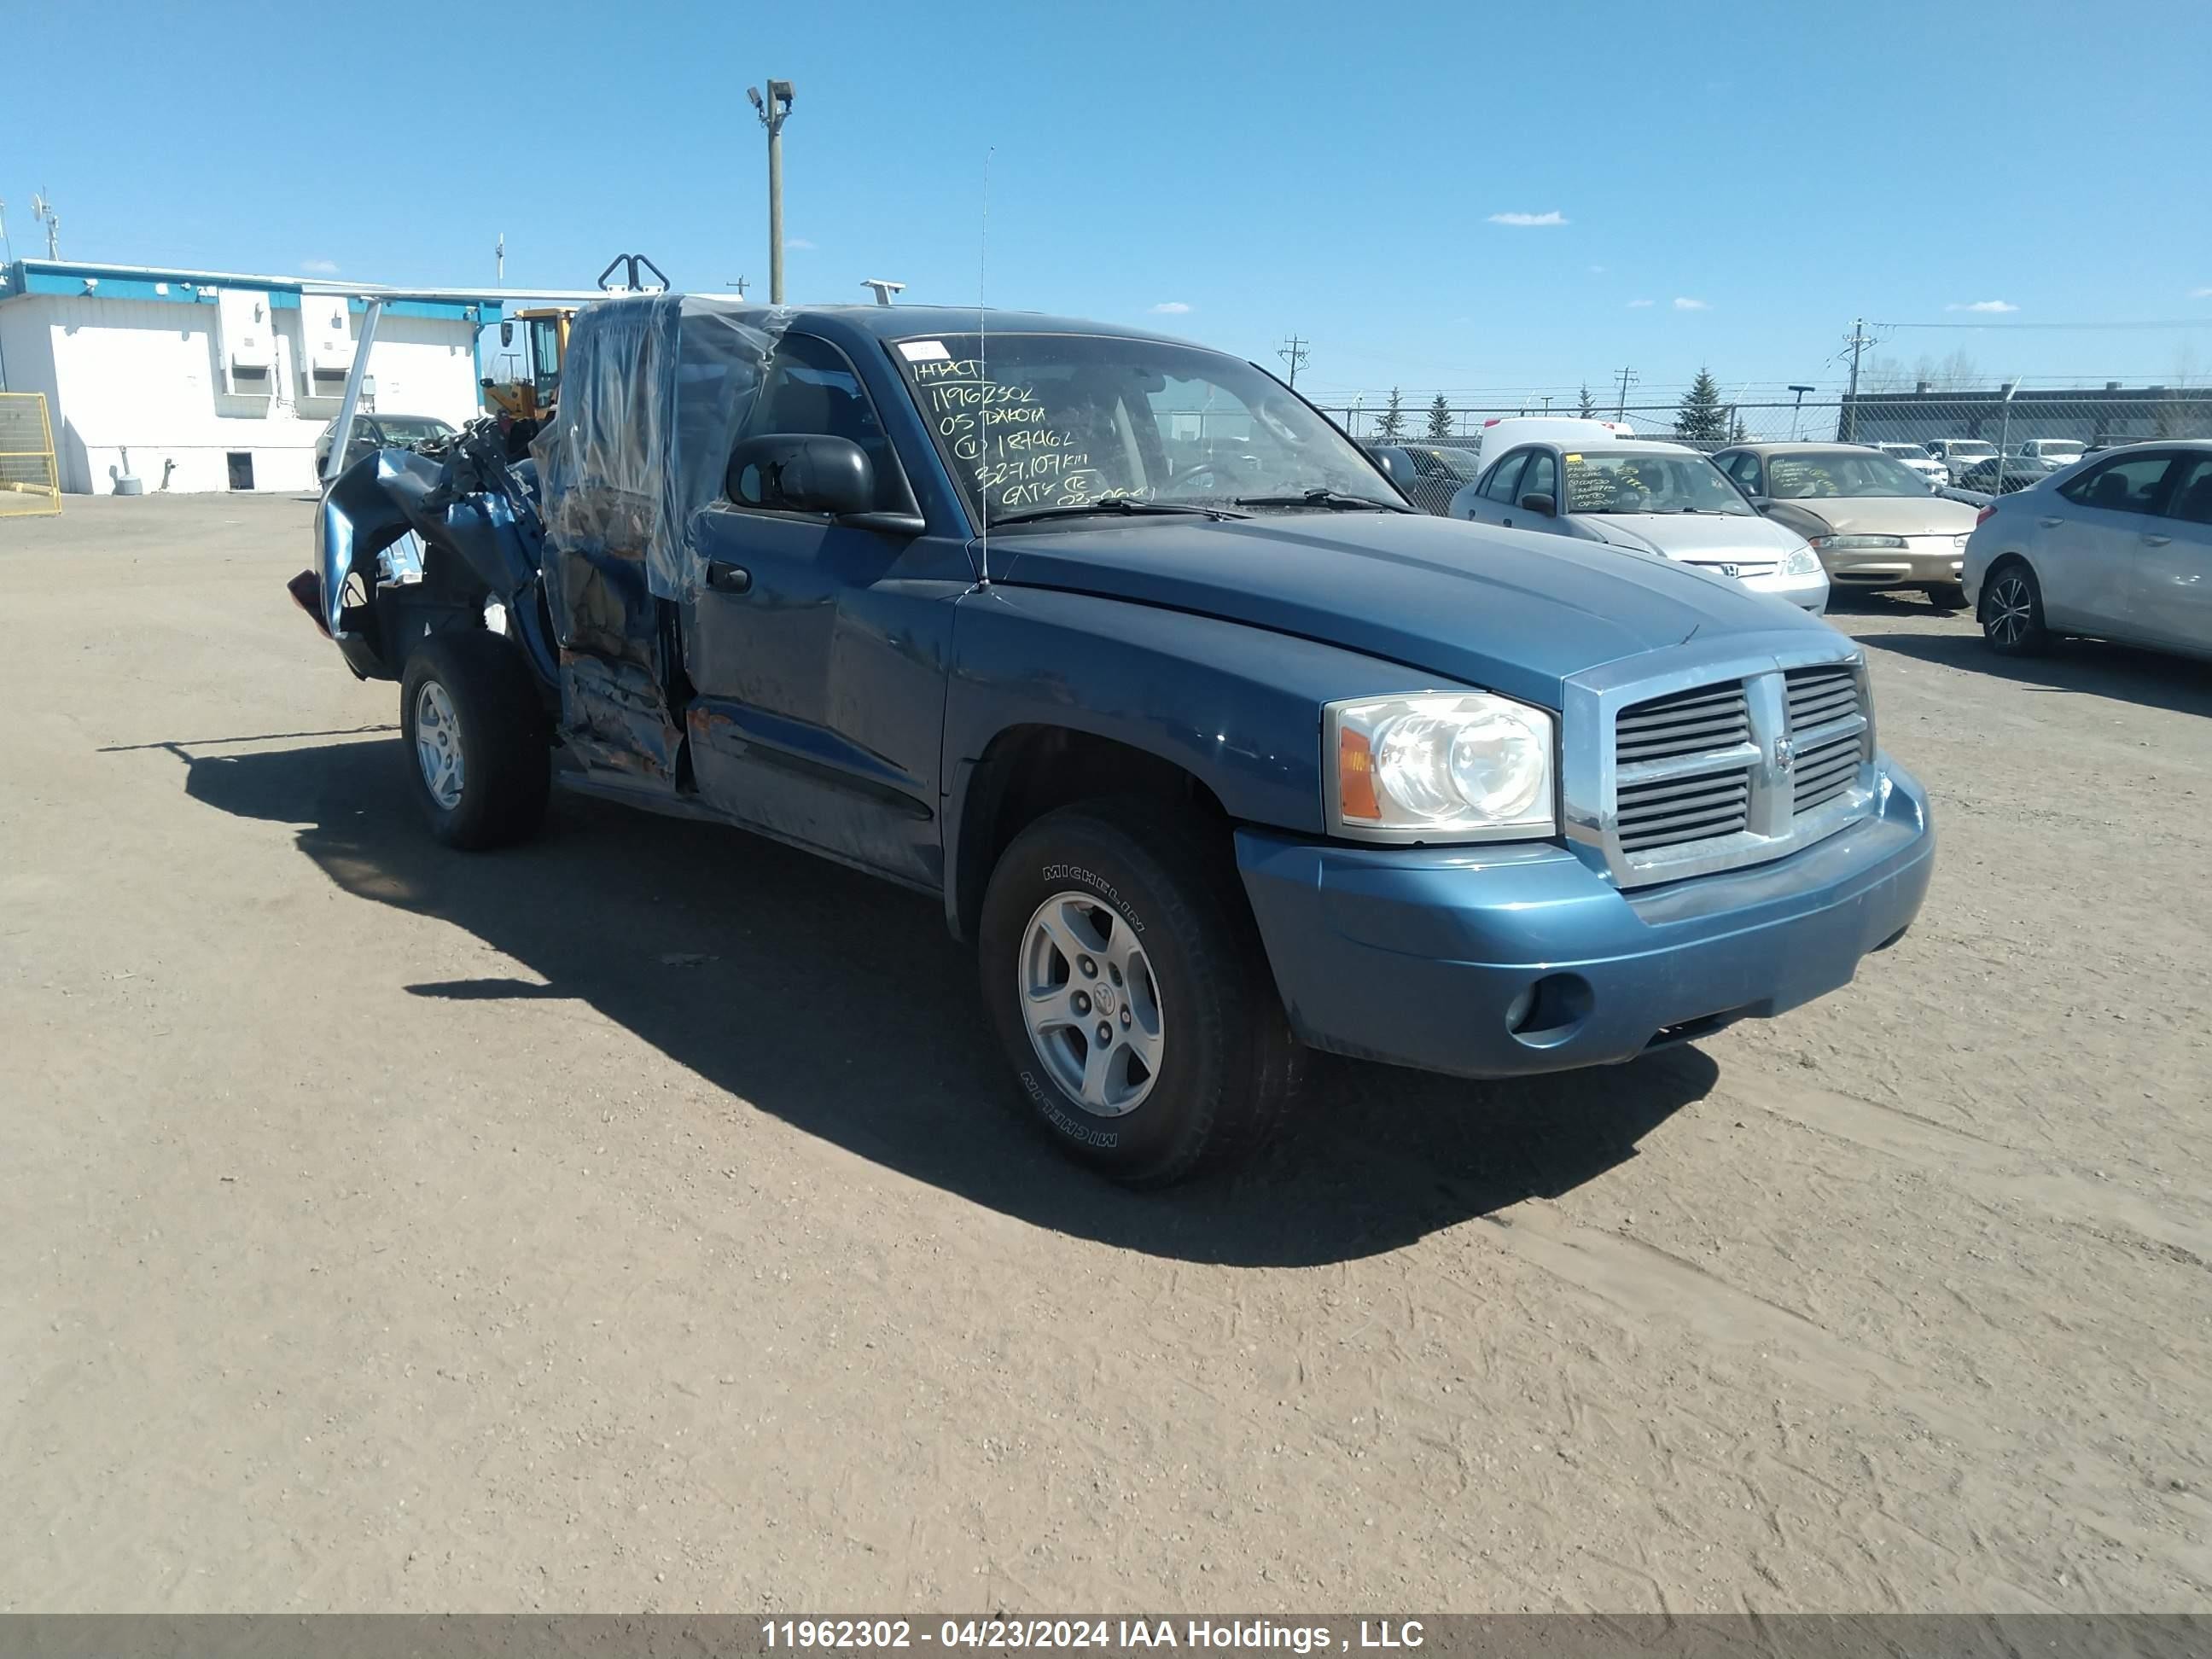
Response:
[527,295,789,785]
[532,294,791,604]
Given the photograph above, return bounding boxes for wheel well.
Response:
[953,726,1231,940]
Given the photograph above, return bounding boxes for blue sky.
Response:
[10,0,2212,410]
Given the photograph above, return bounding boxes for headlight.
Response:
[1781,544,1823,577]
[1326,692,1556,842]
[1807,533,1908,551]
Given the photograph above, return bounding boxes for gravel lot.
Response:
[3,494,2208,1614]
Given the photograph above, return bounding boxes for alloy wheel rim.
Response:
[1017,891,1165,1117]
[414,680,465,809]
[1988,576,2031,645]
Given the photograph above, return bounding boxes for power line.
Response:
[1612,365,1639,419]
[1277,335,1309,387]
[1875,318,2212,331]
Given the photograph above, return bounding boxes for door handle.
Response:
[2038,516,2064,527]
[707,560,754,595]
[2142,533,2173,547]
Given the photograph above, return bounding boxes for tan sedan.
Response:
[1714,442,1980,606]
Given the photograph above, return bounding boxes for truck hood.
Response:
[1765,493,1981,538]
[990,512,1831,708]
[1581,513,1807,560]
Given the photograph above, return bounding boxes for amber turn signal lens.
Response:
[1338,726,1382,823]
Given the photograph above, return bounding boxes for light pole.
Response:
[747,79,795,304]
[1789,383,1814,440]
[1994,379,2020,495]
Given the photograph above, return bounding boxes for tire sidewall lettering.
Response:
[1038,861,1146,936]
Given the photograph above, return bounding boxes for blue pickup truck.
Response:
[300,298,1934,1185]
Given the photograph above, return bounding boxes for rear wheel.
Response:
[977,800,1303,1185]
[1979,562,2051,655]
[399,630,551,848]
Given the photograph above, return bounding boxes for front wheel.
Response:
[1979,562,2051,655]
[399,630,551,848]
[977,800,1304,1185]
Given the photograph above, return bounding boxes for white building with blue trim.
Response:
[0,259,583,495]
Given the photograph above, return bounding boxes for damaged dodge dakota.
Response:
[299,298,1934,1185]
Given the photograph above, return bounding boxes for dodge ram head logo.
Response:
[1773,736,1796,774]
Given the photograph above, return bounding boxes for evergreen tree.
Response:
[1377,387,1406,439]
[1730,415,1749,444]
[1426,393,1453,441]
[1674,368,1727,441]
[1576,383,1597,418]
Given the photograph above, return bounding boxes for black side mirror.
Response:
[1371,449,1404,480]
[728,434,874,516]
[1516,492,1557,516]
[1746,495,1773,511]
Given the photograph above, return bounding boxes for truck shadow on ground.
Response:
[1847,617,2212,719]
[181,736,1717,1267]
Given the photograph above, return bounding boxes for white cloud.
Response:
[1674,296,1709,311]
[1487,210,1568,227]
[1945,299,2017,312]
[1149,301,1191,314]
[2191,287,2212,299]
[1587,264,1606,273]
[299,258,339,275]
[1627,298,1655,308]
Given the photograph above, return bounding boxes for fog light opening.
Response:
[1507,972,1593,1049]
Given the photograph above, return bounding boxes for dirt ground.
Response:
[3,494,2208,1615]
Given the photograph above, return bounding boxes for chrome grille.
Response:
[1583,650,1878,888]
[1785,665,1872,817]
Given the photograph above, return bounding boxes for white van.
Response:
[1469,416,1634,462]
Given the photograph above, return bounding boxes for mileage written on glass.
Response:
[889,330,1400,526]
[903,351,1109,515]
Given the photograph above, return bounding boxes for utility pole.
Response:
[725,276,751,299]
[1842,316,1873,441]
[1612,365,1638,419]
[1277,335,1308,387]
[32,191,59,259]
[1540,394,1553,415]
[748,80,795,304]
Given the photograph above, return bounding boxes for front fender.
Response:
[940,582,1454,933]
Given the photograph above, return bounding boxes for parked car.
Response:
[297,299,1932,1185]
[1466,416,1635,463]
[313,413,457,485]
[1964,440,2212,661]
[1924,438,1999,484]
[1714,442,1980,606]
[1450,439,1829,613]
[2008,437,2086,466]
[1955,454,2064,494]
[1868,442,1946,490]
[1363,442,1487,515]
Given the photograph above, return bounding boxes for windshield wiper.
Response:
[991,499,1245,527]
[1232,489,1414,514]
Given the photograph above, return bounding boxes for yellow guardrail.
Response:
[0,392,62,516]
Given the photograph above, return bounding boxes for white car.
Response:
[2009,437,2087,466]
[1451,438,1829,613]
[1924,438,1999,485]
[1869,443,1946,491]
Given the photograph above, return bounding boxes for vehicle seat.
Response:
[2091,471,2133,510]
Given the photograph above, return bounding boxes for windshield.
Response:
[1413,446,1484,479]
[1877,445,1926,460]
[1561,450,1756,515]
[374,417,455,446]
[892,331,1397,524]
[1767,451,1936,499]
[1947,441,1995,458]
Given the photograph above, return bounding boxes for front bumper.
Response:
[1236,759,1933,1080]
[1819,537,1968,590]
[1738,565,1830,614]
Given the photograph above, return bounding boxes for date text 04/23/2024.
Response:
[760,1622,1427,1652]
